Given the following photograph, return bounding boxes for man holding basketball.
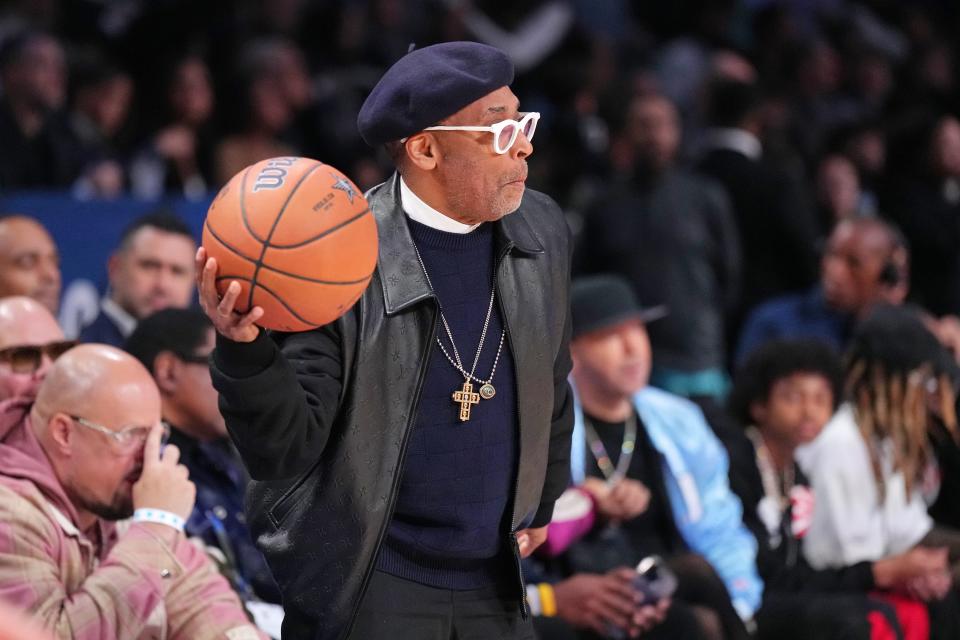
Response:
[198,42,574,640]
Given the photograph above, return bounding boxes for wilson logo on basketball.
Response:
[252,157,298,192]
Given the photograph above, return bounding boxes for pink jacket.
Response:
[0,399,266,640]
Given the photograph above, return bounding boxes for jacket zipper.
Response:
[496,242,530,619]
[340,304,439,640]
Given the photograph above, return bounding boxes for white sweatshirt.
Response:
[795,403,933,568]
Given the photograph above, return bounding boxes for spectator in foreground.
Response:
[79,212,196,347]
[0,215,61,315]
[126,308,280,604]
[566,275,760,639]
[0,344,264,638]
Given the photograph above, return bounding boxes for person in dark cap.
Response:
[566,274,761,640]
[196,41,574,640]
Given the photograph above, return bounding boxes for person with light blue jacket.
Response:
[564,275,762,639]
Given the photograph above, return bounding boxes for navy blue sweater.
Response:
[376,219,518,589]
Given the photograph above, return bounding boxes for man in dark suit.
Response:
[79,212,196,347]
[697,80,821,336]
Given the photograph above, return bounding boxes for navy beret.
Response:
[357,41,514,148]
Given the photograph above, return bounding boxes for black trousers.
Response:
[346,570,536,640]
[755,593,877,640]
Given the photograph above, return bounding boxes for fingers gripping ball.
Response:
[202,157,378,331]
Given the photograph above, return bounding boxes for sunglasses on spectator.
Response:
[70,415,171,452]
[0,340,78,374]
[404,112,540,155]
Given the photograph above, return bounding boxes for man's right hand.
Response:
[873,546,951,600]
[554,568,663,638]
[133,423,196,520]
[196,247,263,343]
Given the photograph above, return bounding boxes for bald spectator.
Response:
[0,297,70,403]
[79,212,196,347]
[0,31,82,190]
[735,218,909,363]
[0,216,61,315]
[0,344,264,639]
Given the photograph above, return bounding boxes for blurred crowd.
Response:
[4,0,960,639]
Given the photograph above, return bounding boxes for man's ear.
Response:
[106,252,121,285]
[405,133,440,171]
[47,413,74,457]
[749,400,768,426]
[153,351,180,396]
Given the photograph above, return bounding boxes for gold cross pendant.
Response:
[452,381,481,422]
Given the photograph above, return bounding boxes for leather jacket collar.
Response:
[376,173,544,315]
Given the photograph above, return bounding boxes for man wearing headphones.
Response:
[735,218,908,363]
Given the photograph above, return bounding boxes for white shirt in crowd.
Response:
[795,403,933,568]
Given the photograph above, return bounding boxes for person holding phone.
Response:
[563,275,761,640]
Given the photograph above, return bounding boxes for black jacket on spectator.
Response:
[930,420,960,530]
[576,169,740,373]
[210,174,575,640]
[724,428,875,595]
[882,176,960,316]
[0,101,83,190]
[697,147,820,325]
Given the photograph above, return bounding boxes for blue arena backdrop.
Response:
[0,193,213,338]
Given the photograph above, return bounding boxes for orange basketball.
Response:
[202,157,378,332]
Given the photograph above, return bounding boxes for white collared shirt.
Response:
[100,297,137,338]
[702,127,763,161]
[399,177,480,234]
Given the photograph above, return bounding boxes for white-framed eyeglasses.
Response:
[407,111,540,155]
[70,415,170,452]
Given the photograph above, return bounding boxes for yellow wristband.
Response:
[538,583,557,617]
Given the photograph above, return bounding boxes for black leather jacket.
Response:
[211,174,574,640]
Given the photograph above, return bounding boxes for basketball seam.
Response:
[216,275,368,327]
[238,166,267,244]
[247,162,325,309]
[260,207,371,249]
[204,220,372,285]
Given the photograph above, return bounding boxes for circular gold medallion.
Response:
[479,383,496,400]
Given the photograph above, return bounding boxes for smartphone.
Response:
[632,555,678,604]
[605,556,678,639]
